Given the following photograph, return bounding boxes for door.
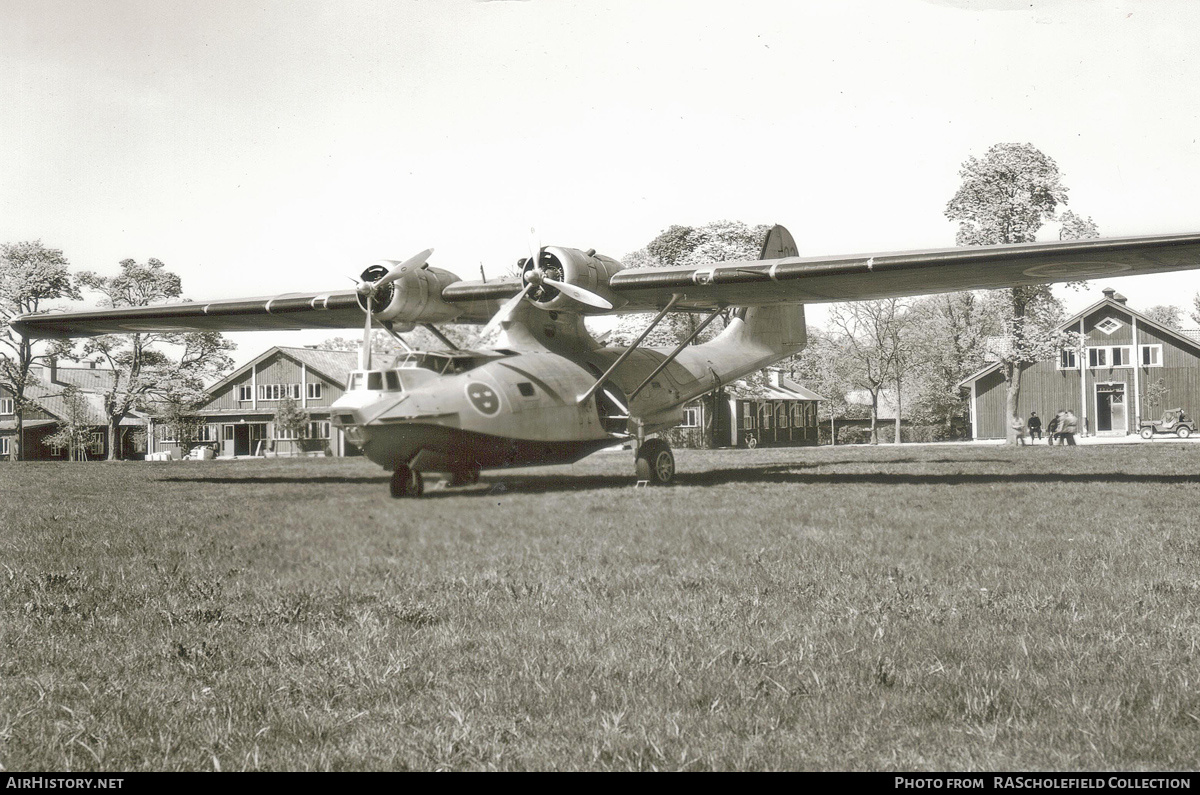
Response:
[1095,383,1127,434]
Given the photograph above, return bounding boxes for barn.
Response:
[669,370,824,449]
[958,288,1200,439]
[0,360,149,461]
[158,346,359,458]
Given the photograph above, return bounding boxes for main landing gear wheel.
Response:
[635,438,676,486]
[390,466,424,498]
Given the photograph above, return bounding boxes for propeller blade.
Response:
[373,248,434,291]
[543,277,613,310]
[527,228,541,271]
[476,282,533,341]
[361,307,374,370]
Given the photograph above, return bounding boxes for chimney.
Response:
[1113,292,1127,305]
[1102,287,1116,301]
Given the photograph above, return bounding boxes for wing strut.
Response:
[422,323,461,351]
[628,305,724,401]
[577,294,681,404]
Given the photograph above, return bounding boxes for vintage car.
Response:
[1139,409,1196,439]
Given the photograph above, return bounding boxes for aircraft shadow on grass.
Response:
[156,462,1200,498]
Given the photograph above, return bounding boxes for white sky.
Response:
[4,0,1200,365]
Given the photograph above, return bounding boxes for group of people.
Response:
[1014,409,1078,446]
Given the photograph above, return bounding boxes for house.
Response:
[958,287,1200,439]
[670,369,825,448]
[0,360,149,460]
[159,346,359,458]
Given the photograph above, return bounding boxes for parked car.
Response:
[1139,408,1196,439]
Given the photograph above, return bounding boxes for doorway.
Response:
[1095,382,1127,434]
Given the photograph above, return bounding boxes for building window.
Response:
[0,398,12,415]
[1095,317,1123,335]
[258,384,302,401]
[776,404,789,429]
[742,403,754,431]
[791,404,804,427]
[237,385,253,402]
[197,425,217,442]
[1140,344,1163,367]
[1087,346,1133,368]
[88,433,104,456]
[1058,349,1079,370]
[308,421,331,439]
[307,382,322,400]
[681,407,700,428]
[0,437,8,455]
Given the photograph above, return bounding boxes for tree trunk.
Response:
[894,373,902,444]
[1004,361,1020,446]
[13,410,22,461]
[107,417,121,461]
[869,391,879,445]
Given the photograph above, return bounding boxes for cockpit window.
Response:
[385,371,402,391]
[367,372,383,391]
[348,372,364,391]
[397,350,511,375]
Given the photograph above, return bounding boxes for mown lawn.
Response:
[1,443,1198,771]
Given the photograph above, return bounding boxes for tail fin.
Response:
[760,224,799,260]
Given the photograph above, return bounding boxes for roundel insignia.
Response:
[466,382,501,415]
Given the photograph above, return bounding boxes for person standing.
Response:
[1011,414,1028,445]
[1060,409,1079,446]
[1028,411,1042,442]
[1046,411,1062,446]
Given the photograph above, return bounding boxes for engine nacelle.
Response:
[522,247,627,312]
[357,262,464,324]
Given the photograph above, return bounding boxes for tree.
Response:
[155,386,211,457]
[945,143,1091,444]
[272,396,310,456]
[75,258,235,459]
[1143,305,1183,330]
[822,299,912,445]
[41,383,95,461]
[609,220,771,348]
[903,291,1002,436]
[0,241,79,461]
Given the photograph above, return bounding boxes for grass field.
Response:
[2,443,1199,771]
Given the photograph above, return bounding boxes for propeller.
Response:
[356,248,433,369]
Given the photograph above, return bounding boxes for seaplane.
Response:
[14,226,1200,497]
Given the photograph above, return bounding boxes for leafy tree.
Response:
[41,384,95,461]
[609,220,771,348]
[945,143,1092,444]
[75,258,235,459]
[1143,304,1183,330]
[821,299,913,445]
[155,386,210,456]
[903,291,1002,435]
[0,241,79,460]
[272,395,310,455]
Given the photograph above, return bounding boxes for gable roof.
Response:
[957,291,1200,390]
[204,346,358,396]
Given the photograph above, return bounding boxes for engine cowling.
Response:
[521,247,626,312]
[356,262,464,324]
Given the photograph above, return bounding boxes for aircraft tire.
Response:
[390,466,425,498]
[635,439,675,486]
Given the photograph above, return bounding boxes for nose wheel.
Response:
[390,465,424,498]
[634,438,676,486]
